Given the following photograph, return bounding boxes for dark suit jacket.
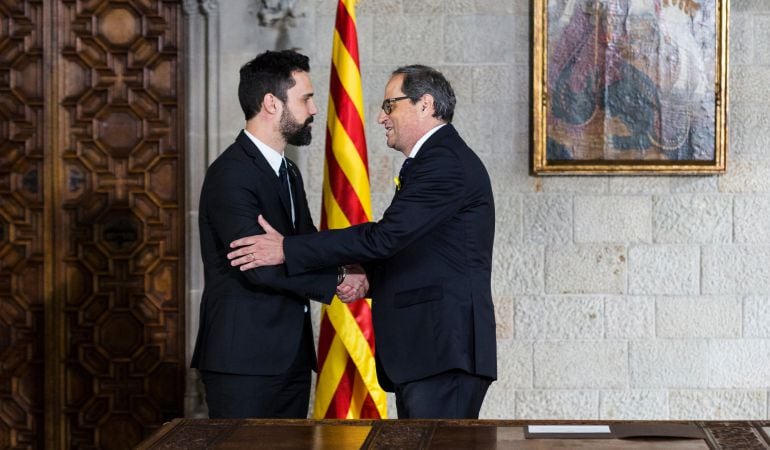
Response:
[282,124,496,390]
[191,131,337,376]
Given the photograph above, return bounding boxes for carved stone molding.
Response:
[181,0,220,419]
[257,0,300,26]
[201,0,219,16]
[181,0,198,16]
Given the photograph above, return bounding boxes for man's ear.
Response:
[420,94,435,116]
[263,93,281,115]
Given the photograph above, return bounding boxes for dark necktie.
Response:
[278,159,295,225]
[397,157,413,191]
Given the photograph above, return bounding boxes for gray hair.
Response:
[392,65,456,122]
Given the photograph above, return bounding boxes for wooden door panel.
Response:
[0,1,45,448]
[1,1,185,448]
[55,1,184,448]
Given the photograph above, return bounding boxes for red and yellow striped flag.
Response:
[312,0,387,419]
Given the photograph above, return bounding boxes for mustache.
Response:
[303,116,314,126]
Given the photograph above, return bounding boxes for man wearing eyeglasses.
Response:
[227,65,496,419]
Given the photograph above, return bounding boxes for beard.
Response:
[280,109,313,146]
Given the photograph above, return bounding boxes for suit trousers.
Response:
[200,320,314,419]
[394,370,492,419]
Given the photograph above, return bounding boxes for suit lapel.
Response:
[235,131,295,233]
[394,124,457,197]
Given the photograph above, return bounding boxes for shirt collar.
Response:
[407,123,446,159]
[243,129,284,176]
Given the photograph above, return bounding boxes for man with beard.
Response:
[191,50,368,418]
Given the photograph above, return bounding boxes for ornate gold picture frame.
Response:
[533,0,728,174]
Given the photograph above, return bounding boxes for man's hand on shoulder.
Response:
[227,215,285,270]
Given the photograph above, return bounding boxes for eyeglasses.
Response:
[381,96,411,115]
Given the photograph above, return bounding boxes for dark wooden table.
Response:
[136,419,770,449]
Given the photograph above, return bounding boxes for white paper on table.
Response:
[527,425,612,434]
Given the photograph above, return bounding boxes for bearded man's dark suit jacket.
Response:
[191,131,337,399]
[282,124,496,397]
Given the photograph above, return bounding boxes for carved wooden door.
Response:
[0,1,185,448]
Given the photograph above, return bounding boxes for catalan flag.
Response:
[312,0,387,419]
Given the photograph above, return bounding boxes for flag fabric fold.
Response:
[312,0,387,419]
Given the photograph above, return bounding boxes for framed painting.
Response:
[532,0,728,174]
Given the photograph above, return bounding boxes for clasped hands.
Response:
[227,215,368,303]
[334,264,368,303]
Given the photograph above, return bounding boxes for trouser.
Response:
[200,323,314,418]
[394,370,492,419]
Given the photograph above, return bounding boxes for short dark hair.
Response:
[392,65,456,122]
[238,50,311,121]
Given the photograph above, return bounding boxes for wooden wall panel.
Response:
[0,1,45,448]
[1,1,185,448]
[54,1,185,448]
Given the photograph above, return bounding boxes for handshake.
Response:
[335,264,369,303]
[225,215,368,304]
